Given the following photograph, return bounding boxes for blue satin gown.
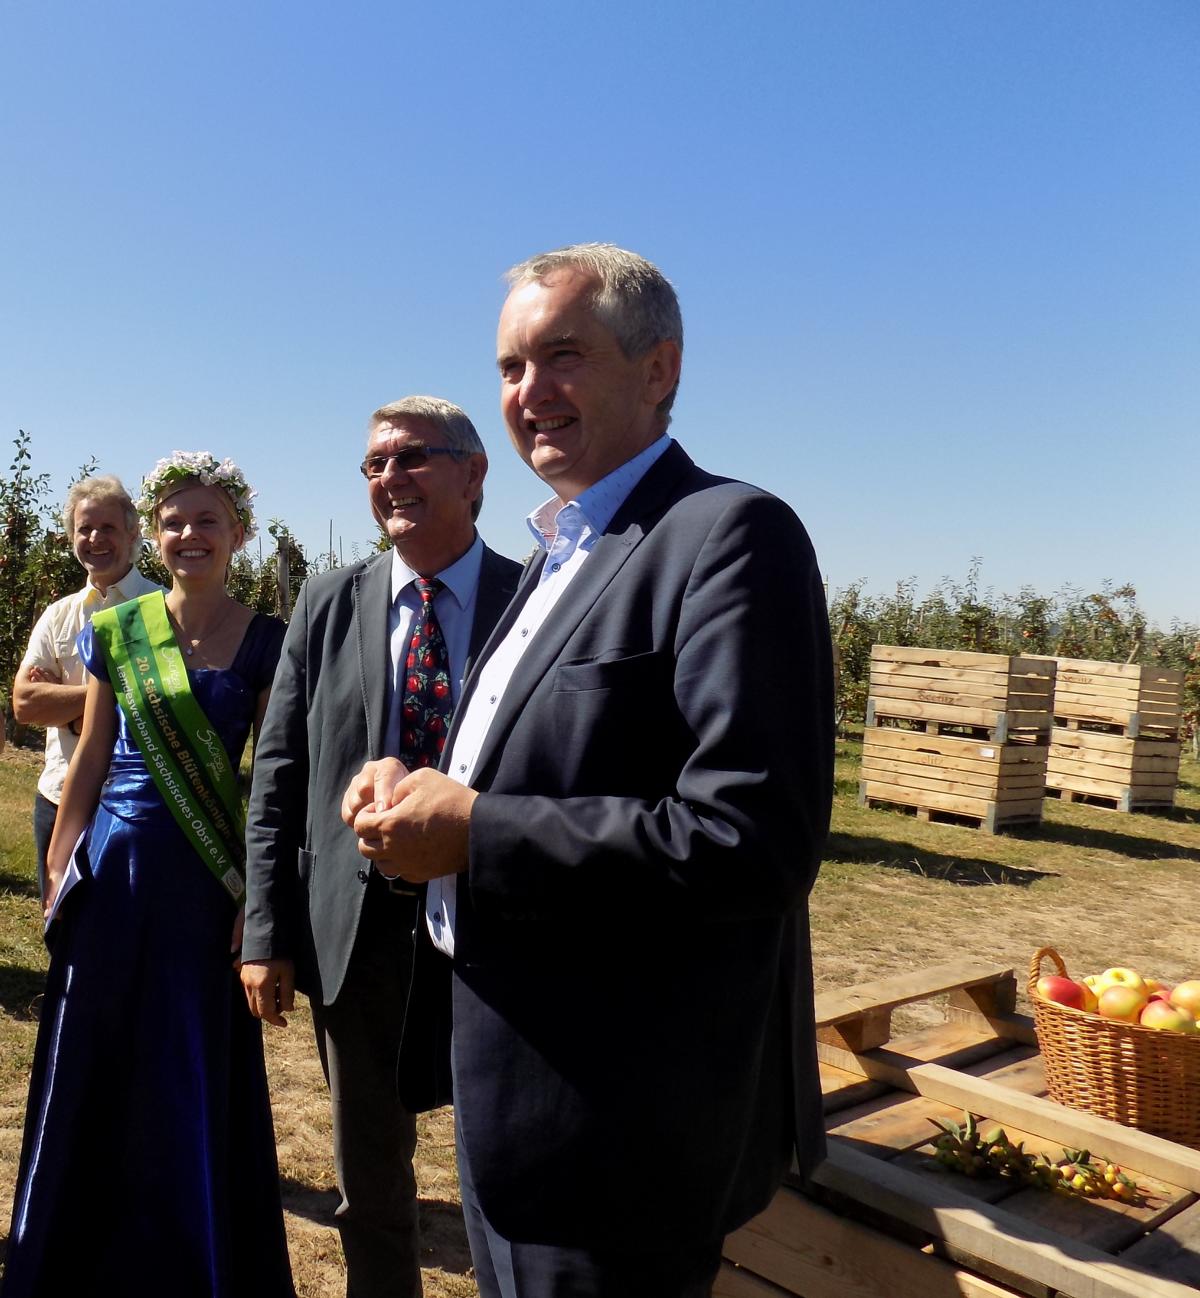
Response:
[3,614,295,1298]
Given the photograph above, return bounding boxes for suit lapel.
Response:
[353,552,394,761]
[466,547,522,668]
[464,443,694,785]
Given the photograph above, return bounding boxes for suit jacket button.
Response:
[357,869,369,883]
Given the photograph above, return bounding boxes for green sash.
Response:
[91,591,246,904]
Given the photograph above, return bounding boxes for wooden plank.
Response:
[1051,728,1181,758]
[872,646,1018,670]
[869,698,1007,729]
[813,1140,1200,1298]
[997,1170,1195,1255]
[1121,1198,1200,1287]
[862,747,1047,780]
[861,758,1045,797]
[870,681,1015,710]
[815,1050,1200,1193]
[713,1261,795,1298]
[821,1060,891,1113]
[862,782,1044,822]
[941,1008,1039,1048]
[822,1025,1030,1115]
[863,750,1046,783]
[1052,658,1157,680]
[865,728,1045,762]
[814,963,1016,1030]
[1047,761,1177,788]
[1046,769,1177,799]
[826,1091,961,1157]
[1049,743,1180,773]
[722,1187,1020,1298]
[965,1050,1046,1097]
[871,661,1019,686]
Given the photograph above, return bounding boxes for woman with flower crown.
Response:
[4,453,295,1297]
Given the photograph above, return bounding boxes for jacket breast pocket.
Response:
[552,650,669,694]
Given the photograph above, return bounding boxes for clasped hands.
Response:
[341,758,477,883]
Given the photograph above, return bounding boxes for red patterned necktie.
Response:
[397,577,453,770]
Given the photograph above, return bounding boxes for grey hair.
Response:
[504,243,684,423]
[369,394,487,521]
[62,474,139,537]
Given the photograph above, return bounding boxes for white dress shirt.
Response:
[426,435,671,956]
[22,565,163,803]
[386,535,484,729]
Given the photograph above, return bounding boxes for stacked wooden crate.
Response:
[860,645,1056,833]
[1046,658,1184,811]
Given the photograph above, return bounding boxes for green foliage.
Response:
[0,432,92,729]
[829,565,1199,743]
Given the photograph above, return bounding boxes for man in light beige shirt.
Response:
[13,474,161,902]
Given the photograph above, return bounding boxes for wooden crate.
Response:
[867,646,1056,741]
[719,963,1200,1298]
[1047,726,1181,812]
[860,727,1047,833]
[1049,658,1184,740]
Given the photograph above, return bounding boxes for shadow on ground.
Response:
[0,966,45,1020]
[1030,818,1200,861]
[280,1179,473,1275]
[0,869,38,899]
[826,832,1055,887]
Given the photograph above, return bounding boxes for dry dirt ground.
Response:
[1,740,1198,1294]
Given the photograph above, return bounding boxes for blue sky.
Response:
[2,1,1196,625]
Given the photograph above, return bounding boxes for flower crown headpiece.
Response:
[137,451,258,543]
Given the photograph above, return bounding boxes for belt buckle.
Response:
[377,868,419,897]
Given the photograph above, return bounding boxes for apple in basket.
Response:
[1035,975,1089,1010]
[1093,967,1148,996]
[1169,981,1200,1017]
[1139,1000,1198,1033]
[1097,983,1149,1023]
[1145,979,1175,1003]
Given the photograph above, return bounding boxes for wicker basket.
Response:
[1029,948,1200,1147]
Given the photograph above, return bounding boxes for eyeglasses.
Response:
[359,447,465,478]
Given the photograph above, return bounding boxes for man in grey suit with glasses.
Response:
[242,395,520,1298]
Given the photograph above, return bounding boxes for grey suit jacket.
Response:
[241,543,521,1015]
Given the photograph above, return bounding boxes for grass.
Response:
[1,738,1198,1292]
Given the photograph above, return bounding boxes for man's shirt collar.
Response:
[390,532,483,608]
[83,563,145,606]
[525,433,672,552]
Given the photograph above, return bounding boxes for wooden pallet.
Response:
[719,962,1200,1298]
[1047,787,1176,813]
[859,781,1043,833]
[1047,726,1181,812]
[868,647,1056,739]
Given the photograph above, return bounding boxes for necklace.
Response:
[169,603,234,658]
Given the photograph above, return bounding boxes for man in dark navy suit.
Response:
[345,250,834,1298]
[242,396,521,1298]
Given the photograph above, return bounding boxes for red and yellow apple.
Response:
[1097,983,1149,1023]
[1169,981,1200,1017]
[1036,975,1089,1010]
[1139,1000,1198,1033]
